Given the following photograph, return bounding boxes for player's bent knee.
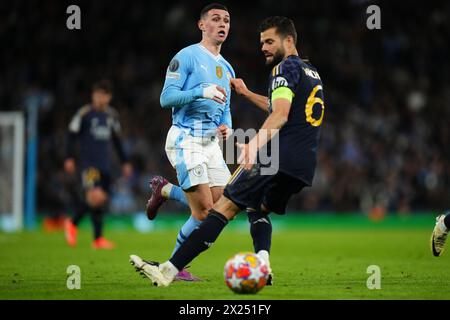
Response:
[192,208,210,221]
[86,188,108,208]
[213,196,240,220]
[260,203,271,215]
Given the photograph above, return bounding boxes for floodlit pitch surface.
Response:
[1,214,449,299]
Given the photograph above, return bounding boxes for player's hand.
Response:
[64,158,76,175]
[237,142,257,170]
[217,124,232,140]
[230,78,248,96]
[122,162,133,179]
[203,85,227,104]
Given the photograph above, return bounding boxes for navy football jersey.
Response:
[267,55,325,185]
[67,105,125,172]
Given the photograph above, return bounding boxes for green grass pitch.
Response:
[1,214,450,299]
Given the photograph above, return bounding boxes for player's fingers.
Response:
[213,96,225,104]
[216,86,227,97]
[238,153,244,164]
[243,163,253,171]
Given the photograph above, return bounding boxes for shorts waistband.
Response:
[190,135,218,143]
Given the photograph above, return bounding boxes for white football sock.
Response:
[257,250,270,268]
[161,183,173,199]
[438,218,448,233]
[159,261,179,279]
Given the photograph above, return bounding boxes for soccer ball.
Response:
[224,252,269,294]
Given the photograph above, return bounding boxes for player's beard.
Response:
[266,47,285,67]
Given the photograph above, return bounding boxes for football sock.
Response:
[159,261,179,279]
[443,212,450,230]
[170,209,228,271]
[171,215,202,257]
[72,202,88,226]
[161,183,173,199]
[257,250,270,268]
[90,207,104,239]
[168,184,189,207]
[248,209,272,253]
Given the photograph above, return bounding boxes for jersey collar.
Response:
[198,44,222,62]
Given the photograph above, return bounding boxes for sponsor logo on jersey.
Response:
[271,76,288,90]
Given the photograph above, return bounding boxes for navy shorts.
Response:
[81,167,111,194]
[223,164,307,214]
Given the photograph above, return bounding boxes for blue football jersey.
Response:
[160,44,235,137]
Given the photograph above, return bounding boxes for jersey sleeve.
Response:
[160,48,203,109]
[68,105,89,133]
[219,98,232,128]
[66,106,88,159]
[107,107,128,164]
[107,107,121,135]
[271,59,301,95]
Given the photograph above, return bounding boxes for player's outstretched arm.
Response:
[64,131,77,175]
[160,49,226,108]
[231,78,269,112]
[160,84,226,108]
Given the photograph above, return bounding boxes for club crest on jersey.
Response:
[216,66,223,79]
[192,165,204,177]
[272,76,288,90]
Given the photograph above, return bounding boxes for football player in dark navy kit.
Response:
[64,80,133,249]
[128,16,326,287]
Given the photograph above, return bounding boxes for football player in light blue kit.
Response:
[144,3,234,281]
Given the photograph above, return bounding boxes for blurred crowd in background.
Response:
[1,0,450,216]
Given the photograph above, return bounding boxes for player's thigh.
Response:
[206,141,230,196]
[167,130,211,190]
[184,183,214,220]
[262,172,308,215]
[86,187,108,208]
[213,195,241,221]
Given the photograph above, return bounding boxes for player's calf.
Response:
[169,209,229,272]
[184,184,214,221]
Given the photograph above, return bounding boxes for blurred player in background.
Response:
[431,211,450,256]
[142,3,234,281]
[130,16,326,287]
[64,80,132,249]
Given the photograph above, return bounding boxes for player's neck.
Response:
[92,104,107,111]
[284,48,299,59]
[199,40,221,57]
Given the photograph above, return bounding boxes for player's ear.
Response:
[286,35,295,48]
[198,19,205,32]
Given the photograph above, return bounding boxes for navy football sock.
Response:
[170,209,228,271]
[248,209,272,253]
[72,202,88,226]
[90,207,104,239]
